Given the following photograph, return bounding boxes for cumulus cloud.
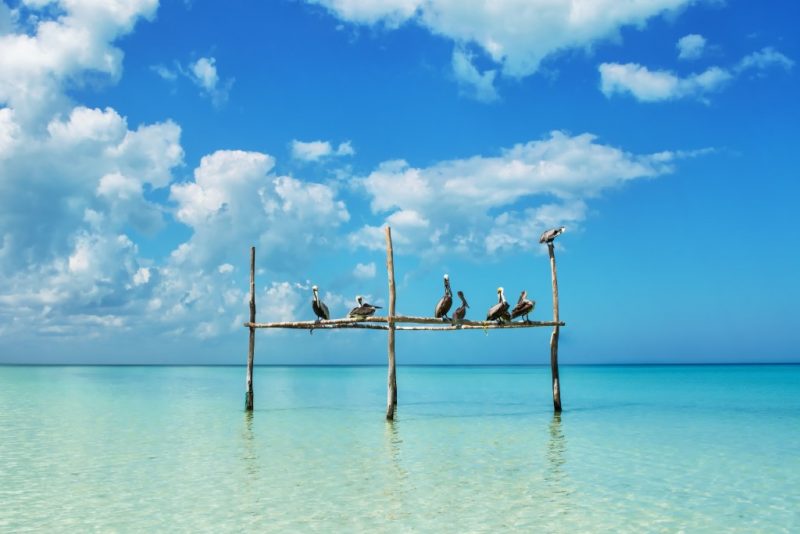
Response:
[307,0,420,27]
[150,56,234,106]
[307,0,694,97]
[353,262,376,279]
[736,47,794,73]
[349,131,702,256]
[599,62,732,102]
[151,63,178,81]
[451,47,498,103]
[291,139,355,161]
[600,45,792,102]
[169,149,350,273]
[0,0,158,125]
[188,56,234,106]
[0,105,182,275]
[677,34,706,60]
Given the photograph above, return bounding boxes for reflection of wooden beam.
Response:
[245,246,256,411]
[385,226,397,421]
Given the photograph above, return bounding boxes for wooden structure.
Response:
[244,226,566,419]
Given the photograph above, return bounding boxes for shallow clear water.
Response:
[1,365,798,532]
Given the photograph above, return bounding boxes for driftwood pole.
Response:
[385,226,397,421]
[245,246,256,411]
[548,242,562,412]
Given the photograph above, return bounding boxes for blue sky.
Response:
[0,0,797,364]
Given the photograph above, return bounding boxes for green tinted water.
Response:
[1,365,798,531]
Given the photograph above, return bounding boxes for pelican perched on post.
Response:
[451,290,469,326]
[510,290,535,322]
[348,295,382,320]
[311,285,329,321]
[486,287,510,323]
[434,274,453,320]
[539,226,565,244]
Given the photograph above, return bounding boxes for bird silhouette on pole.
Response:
[539,226,565,244]
[348,296,382,320]
[451,290,469,326]
[486,287,510,323]
[311,285,330,321]
[434,274,453,320]
[510,290,535,322]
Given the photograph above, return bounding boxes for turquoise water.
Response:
[1,365,798,532]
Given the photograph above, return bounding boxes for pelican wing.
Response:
[435,294,453,318]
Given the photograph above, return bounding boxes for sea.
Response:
[1,364,798,532]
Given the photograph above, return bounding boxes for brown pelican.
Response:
[510,290,535,322]
[451,290,469,325]
[311,285,329,321]
[539,226,565,244]
[348,295,382,319]
[486,287,510,323]
[434,274,452,320]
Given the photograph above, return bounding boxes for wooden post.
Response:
[548,242,562,412]
[245,246,256,411]
[385,226,397,421]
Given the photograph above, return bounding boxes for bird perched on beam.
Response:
[434,274,453,320]
[311,285,330,321]
[486,287,510,323]
[539,226,565,244]
[451,290,469,326]
[510,290,535,322]
[348,296,381,320]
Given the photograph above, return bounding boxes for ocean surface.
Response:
[1,364,798,532]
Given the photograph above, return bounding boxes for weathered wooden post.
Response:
[385,226,397,420]
[245,246,256,411]
[547,242,562,412]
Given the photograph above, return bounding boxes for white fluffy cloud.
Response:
[353,262,376,279]
[350,131,700,255]
[308,0,694,98]
[677,34,706,60]
[736,47,794,73]
[600,46,793,102]
[291,139,355,161]
[169,149,350,271]
[0,0,158,124]
[188,56,234,106]
[599,62,732,102]
[451,47,498,103]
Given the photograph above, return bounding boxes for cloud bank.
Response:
[600,45,794,102]
[307,0,695,99]
[349,131,701,256]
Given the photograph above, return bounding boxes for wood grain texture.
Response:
[245,246,256,411]
[548,242,562,413]
[385,226,397,421]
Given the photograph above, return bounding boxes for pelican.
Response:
[451,290,469,326]
[539,226,565,244]
[510,290,535,322]
[486,287,510,323]
[434,274,453,320]
[311,285,330,321]
[348,295,382,319]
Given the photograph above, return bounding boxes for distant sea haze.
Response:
[1,364,797,530]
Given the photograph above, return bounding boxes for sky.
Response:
[0,0,797,365]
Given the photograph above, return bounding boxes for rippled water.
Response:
[1,365,798,532]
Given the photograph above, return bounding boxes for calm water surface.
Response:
[1,365,798,532]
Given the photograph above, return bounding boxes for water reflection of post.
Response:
[242,411,259,478]
[383,421,409,521]
[545,413,569,503]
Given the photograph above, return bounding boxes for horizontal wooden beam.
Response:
[245,316,565,330]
